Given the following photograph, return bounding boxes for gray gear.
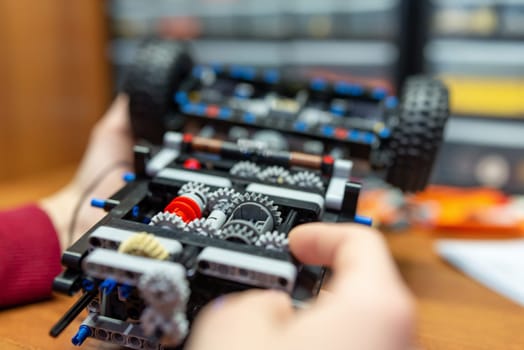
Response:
[138,268,189,346]
[255,231,289,250]
[186,218,221,238]
[220,221,260,245]
[149,211,187,231]
[207,187,239,212]
[177,182,210,205]
[292,171,324,191]
[230,161,261,178]
[138,268,189,308]
[258,166,295,185]
[229,192,282,226]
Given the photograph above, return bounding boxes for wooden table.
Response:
[1,168,523,350]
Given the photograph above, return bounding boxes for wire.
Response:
[67,160,132,247]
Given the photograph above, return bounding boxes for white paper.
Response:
[435,239,524,307]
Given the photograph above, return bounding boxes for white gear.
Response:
[177,182,210,207]
[178,181,210,196]
[229,192,282,225]
[149,211,187,231]
[230,161,261,178]
[292,171,324,191]
[255,231,289,250]
[207,187,239,212]
[257,166,295,185]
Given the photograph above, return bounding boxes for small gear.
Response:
[150,211,187,231]
[118,232,169,260]
[230,161,261,178]
[257,166,295,185]
[138,268,190,346]
[292,171,324,191]
[229,192,282,226]
[207,187,239,212]
[255,231,289,251]
[139,268,189,307]
[186,218,221,238]
[220,221,260,245]
[177,182,210,205]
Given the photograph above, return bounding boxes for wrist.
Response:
[39,164,131,251]
[39,184,82,251]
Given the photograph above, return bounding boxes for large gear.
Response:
[229,192,282,226]
[292,171,324,191]
[255,231,289,251]
[149,211,187,231]
[220,221,260,245]
[118,232,170,260]
[186,218,221,238]
[230,161,261,178]
[257,166,295,185]
[207,187,239,212]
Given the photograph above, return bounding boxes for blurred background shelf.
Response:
[1,0,523,193]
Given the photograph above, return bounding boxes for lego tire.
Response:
[124,39,194,144]
[385,76,449,192]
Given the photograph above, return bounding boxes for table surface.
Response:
[1,167,523,350]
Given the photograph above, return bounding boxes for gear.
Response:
[178,181,210,196]
[257,166,294,185]
[138,268,189,307]
[292,171,324,191]
[149,211,187,231]
[230,161,261,178]
[255,231,289,251]
[118,232,169,260]
[186,218,221,238]
[229,192,282,226]
[138,268,190,346]
[220,221,260,245]
[177,182,210,206]
[207,187,239,212]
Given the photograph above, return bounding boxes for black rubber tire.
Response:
[124,39,193,144]
[385,76,449,192]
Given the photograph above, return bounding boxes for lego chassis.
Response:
[50,40,449,349]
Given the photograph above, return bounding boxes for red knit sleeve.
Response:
[0,204,62,307]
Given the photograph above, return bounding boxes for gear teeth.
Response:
[178,181,210,196]
[258,166,295,185]
[177,182,211,207]
[292,171,324,191]
[230,192,282,225]
[207,187,239,212]
[230,161,260,178]
[221,222,259,245]
[149,211,187,231]
[255,231,289,251]
[118,232,169,260]
[186,218,220,237]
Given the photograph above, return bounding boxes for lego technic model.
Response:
[50,40,449,349]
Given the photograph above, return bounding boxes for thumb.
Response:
[187,290,293,350]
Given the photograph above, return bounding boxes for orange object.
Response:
[409,186,524,235]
